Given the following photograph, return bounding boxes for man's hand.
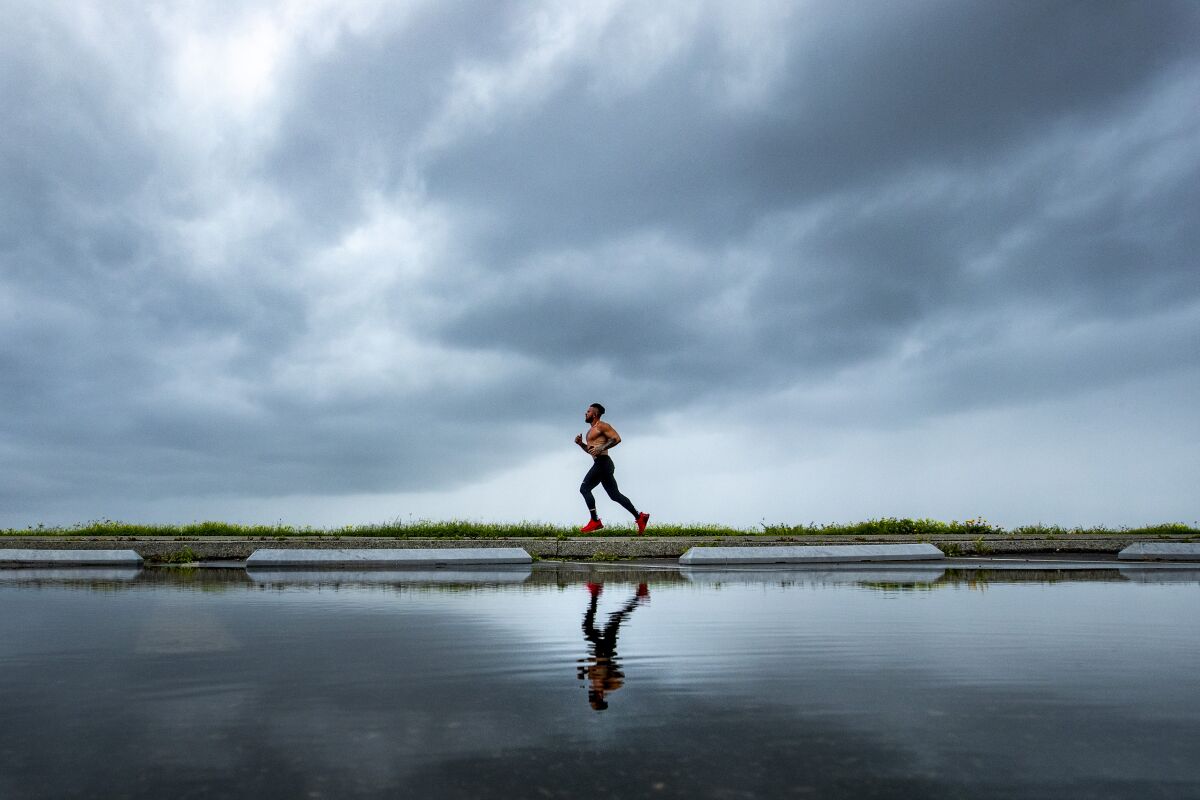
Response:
[574,434,584,446]
[587,443,604,456]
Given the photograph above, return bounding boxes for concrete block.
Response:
[1118,542,1200,561]
[0,549,143,567]
[679,543,944,565]
[245,547,532,568]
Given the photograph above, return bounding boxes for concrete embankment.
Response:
[1,533,1196,562]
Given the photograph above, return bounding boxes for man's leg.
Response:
[599,465,639,519]
[580,461,604,522]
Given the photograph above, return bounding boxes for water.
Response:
[1,565,1198,798]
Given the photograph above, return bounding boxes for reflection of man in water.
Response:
[577,581,650,711]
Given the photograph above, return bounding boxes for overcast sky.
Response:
[2,0,1197,529]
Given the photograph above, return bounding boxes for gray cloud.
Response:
[1,0,1197,522]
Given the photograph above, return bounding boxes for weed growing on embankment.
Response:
[2,518,1196,539]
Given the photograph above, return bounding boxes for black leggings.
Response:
[580,455,639,518]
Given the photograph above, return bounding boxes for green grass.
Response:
[761,517,1004,537]
[150,546,199,565]
[2,517,1196,538]
[1008,522,1197,537]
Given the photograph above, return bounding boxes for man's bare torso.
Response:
[586,423,615,460]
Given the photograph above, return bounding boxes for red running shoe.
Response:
[636,512,650,534]
[580,519,604,534]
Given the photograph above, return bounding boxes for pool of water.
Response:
[1,564,1198,798]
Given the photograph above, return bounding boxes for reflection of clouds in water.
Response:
[533,580,1200,707]
[135,604,240,655]
[2,574,1199,796]
[134,687,257,772]
[262,703,412,788]
[115,602,568,792]
[400,700,951,798]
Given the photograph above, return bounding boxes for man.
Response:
[575,403,650,534]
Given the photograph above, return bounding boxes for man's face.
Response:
[585,406,596,423]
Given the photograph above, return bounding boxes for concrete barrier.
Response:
[0,549,143,567]
[245,547,533,568]
[1117,542,1200,561]
[679,543,944,565]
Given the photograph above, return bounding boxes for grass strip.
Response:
[2,518,1196,539]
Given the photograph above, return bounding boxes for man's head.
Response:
[585,403,605,423]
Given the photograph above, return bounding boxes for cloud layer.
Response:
[2,0,1198,525]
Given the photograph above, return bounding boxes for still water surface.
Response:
[1,565,1198,798]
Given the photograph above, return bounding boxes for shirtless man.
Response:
[574,403,649,534]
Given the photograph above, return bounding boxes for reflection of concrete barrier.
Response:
[1117,542,1200,561]
[683,567,946,585]
[1118,567,1200,583]
[246,568,533,585]
[0,549,143,567]
[0,567,143,583]
[245,547,532,568]
[679,543,944,565]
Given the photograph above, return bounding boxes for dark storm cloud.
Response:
[1,0,1198,516]
[421,1,1196,245]
[371,0,1198,418]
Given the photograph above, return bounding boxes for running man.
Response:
[575,403,649,534]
